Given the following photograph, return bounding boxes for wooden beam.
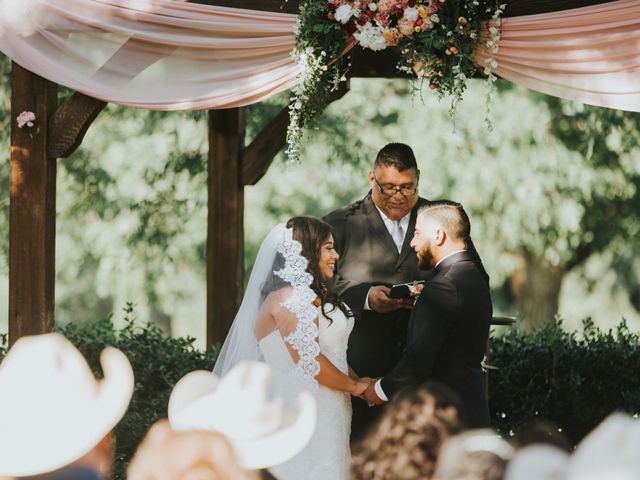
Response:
[207,108,246,348]
[9,63,57,346]
[192,0,617,16]
[241,80,351,186]
[48,93,107,158]
[190,0,298,13]
[242,106,289,186]
[504,0,618,16]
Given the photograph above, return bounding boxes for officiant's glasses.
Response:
[373,174,418,197]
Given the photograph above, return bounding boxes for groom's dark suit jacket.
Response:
[324,193,488,438]
[380,250,492,428]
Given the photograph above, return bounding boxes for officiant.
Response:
[324,143,488,441]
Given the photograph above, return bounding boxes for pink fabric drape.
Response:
[0,0,302,109]
[1,0,639,111]
[476,0,640,112]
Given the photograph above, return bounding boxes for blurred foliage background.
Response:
[1,53,640,344]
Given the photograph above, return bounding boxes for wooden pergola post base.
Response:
[8,63,57,346]
[207,108,246,348]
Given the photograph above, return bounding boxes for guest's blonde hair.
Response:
[350,383,461,480]
[127,420,259,480]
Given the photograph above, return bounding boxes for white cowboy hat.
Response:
[168,361,316,470]
[504,444,569,480]
[0,333,134,477]
[567,413,640,480]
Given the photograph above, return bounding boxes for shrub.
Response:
[488,318,640,444]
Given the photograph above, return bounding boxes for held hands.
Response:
[368,286,414,314]
[362,379,385,407]
[351,379,370,398]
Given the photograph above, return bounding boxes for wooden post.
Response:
[8,63,57,346]
[207,108,245,348]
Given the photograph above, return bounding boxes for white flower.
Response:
[403,7,418,21]
[430,14,439,23]
[335,4,355,23]
[489,26,498,35]
[368,2,377,11]
[354,23,388,51]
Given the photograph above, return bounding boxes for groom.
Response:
[363,200,492,428]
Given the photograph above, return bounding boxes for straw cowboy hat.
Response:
[0,333,134,477]
[168,361,316,470]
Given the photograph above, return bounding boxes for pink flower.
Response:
[398,17,415,36]
[16,111,36,129]
[376,0,396,15]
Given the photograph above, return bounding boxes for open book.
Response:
[387,280,425,298]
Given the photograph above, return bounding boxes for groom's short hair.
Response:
[374,143,418,172]
[418,201,470,241]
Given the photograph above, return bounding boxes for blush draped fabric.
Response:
[0,0,302,109]
[0,0,639,111]
[476,0,640,112]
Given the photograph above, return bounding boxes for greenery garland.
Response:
[286,0,504,162]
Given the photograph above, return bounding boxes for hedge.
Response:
[1,313,639,478]
[488,318,640,444]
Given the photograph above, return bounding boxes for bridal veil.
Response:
[213,223,321,389]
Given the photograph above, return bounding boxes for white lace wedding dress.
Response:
[261,305,354,480]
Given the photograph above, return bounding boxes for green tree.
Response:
[306,79,640,330]
[2,62,639,336]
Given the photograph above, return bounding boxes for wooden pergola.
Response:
[7,0,614,347]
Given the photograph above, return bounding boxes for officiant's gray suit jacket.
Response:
[324,193,488,439]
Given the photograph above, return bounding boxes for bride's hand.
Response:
[351,379,369,397]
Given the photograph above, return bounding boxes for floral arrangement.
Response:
[328,0,440,51]
[286,0,504,163]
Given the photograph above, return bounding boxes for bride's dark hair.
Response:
[286,216,352,320]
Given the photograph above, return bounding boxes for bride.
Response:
[213,216,370,480]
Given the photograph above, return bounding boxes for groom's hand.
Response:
[369,286,414,313]
[363,380,385,407]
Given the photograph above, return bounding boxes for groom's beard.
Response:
[417,242,436,270]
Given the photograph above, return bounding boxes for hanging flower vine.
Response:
[287,0,504,162]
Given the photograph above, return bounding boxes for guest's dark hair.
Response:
[418,200,471,242]
[350,382,462,480]
[511,421,572,452]
[374,143,418,171]
[286,216,352,319]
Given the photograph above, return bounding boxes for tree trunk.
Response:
[511,252,565,331]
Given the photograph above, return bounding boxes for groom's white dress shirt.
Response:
[363,208,411,311]
[373,249,467,402]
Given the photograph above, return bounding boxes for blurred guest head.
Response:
[127,420,259,480]
[350,382,461,480]
[0,333,134,480]
[506,412,640,480]
[168,361,316,472]
[511,421,571,452]
[433,429,514,480]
